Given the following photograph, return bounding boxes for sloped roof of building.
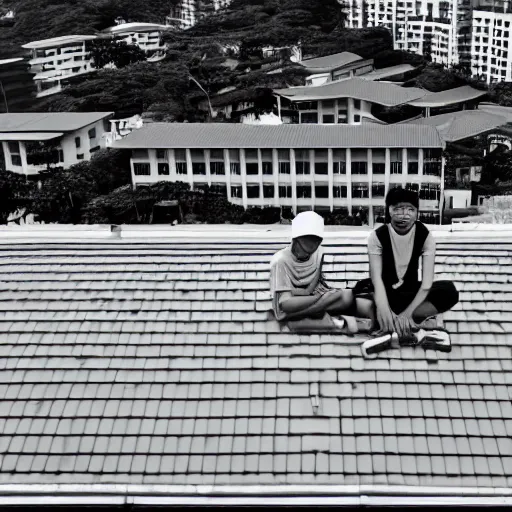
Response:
[404,110,508,142]
[299,51,363,72]
[0,224,511,505]
[360,64,417,81]
[22,35,98,49]
[0,58,24,66]
[102,22,169,34]
[274,78,426,106]
[113,123,443,149]
[0,113,114,134]
[407,86,487,108]
[479,103,512,123]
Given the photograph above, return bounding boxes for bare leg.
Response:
[355,298,376,329]
[412,301,439,324]
[325,289,355,316]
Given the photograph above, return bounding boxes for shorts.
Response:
[353,278,459,315]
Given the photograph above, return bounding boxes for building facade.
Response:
[342,0,473,69]
[166,0,231,29]
[114,123,445,226]
[0,112,113,177]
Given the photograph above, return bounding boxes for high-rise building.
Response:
[166,0,231,29]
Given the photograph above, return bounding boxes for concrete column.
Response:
[328,148,334,212]
[273,148,279,206]
[384,148,391,196]
[402,148,408,185]
[348,98,354,124]
[310,149,316,210]
[240,148,248,209]
[368,148,373,227]
[290,149,297,214]
[169,148,176,180]
[204,149,211,187]
[334,99,339,124]
[186,148,194,189]
[258,149,264,203]
[149,149,158,177]
[418,148,424,182]
[346,148,352,215]
[224,149,232,201]
[440,154,446,225]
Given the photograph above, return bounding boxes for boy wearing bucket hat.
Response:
[270,211,374,328]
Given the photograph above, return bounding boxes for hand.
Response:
[395,313,417,337]
[375,305,396,335]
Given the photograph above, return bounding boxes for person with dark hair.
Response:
[359,187,459,351]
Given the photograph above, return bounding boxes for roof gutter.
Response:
[1,484,512,507]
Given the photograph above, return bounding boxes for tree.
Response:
[89,38,146,69]
[0,170,34,224]
[25,140,63,171]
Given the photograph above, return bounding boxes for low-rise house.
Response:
[300,51,374,86]
[113,122,445,226]
[274,77,426,124]
[0,112,114,177]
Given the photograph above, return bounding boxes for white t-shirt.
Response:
[367,224,435,284]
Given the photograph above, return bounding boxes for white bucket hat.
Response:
[291,211,324,240]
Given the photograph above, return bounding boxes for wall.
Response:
[444,189,472,209]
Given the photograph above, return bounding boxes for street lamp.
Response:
[189,74,215,120]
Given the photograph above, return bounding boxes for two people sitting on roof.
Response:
[270,187,459,339]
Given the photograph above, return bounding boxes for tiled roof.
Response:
[113,123,443,149]
[404,110,507,142]
[360,64,417,81]
[0,113,114,134]
[273,78,426,106]
[0,226,512,496]
[407,86,487,108]
[300,51,363,72]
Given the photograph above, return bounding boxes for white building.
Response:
[471,9,512,83]
[0,112,113,177]
[101,22,170,62]
[113,122,445,226]
[342,0,473,69]
[22,35,98,98]
[166,0,232,29]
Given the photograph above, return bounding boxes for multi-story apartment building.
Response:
[0,112,113,177]
[22,35,98,98]
[166,0,231,29]
[471,8,512,83]
[101,23,169,62]
[114,123,445,226]
[342,0,473,69]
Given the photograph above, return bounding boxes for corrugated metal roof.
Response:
[113,123,443,149]
[479,103,512,123]
[102,22,169,33]
[0,113,114,133]
[405,110,507,142]
[360,64,416,81]
[407,86,487,108]
[300,51,362,71]
[274,78,426,106]
[0,231,511,488]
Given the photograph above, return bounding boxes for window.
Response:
[322,99,335,109]
[263,185,275,198]
[301,112,318,124]
[156,149,167,160]
[354,115,361,123]
[176,162,187,175]
[88,128,96,139]
[231,185,242,198]
[315,185,329,198]
[210,161,225,175]
[391,162,403,174]
[352,183,369,198]
[11,155,22,166]
[8,142,20,154]
[351,161,367,174]
[406,182,419,193]
[296,161,310,174]
[315,162,328,175]
[210,183,227,197]
[333,161,346,174]
[134,163,150,176]
[158,163,170,175]
[247,184,260,199]
[297,185,311,198]
[133,149,148,159]
[90,146,100,154]
[246,162,259,175]
[262,161,273,175]
[231,162,241,175]
[279,185,292,198]
[77,154,84,160]
[279,162,291,174]
[338,110,348,123]
[297,101,317,110]
[245,149,258,160]
[322,114,335,124]
[333,185,347,198]
[354,99,361,109]
[424,162,442,176]
[75,137,81,149]
[408,161,419,174]
[373,162,385,174]
[192,162,206,175]
[372,183,385,197]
